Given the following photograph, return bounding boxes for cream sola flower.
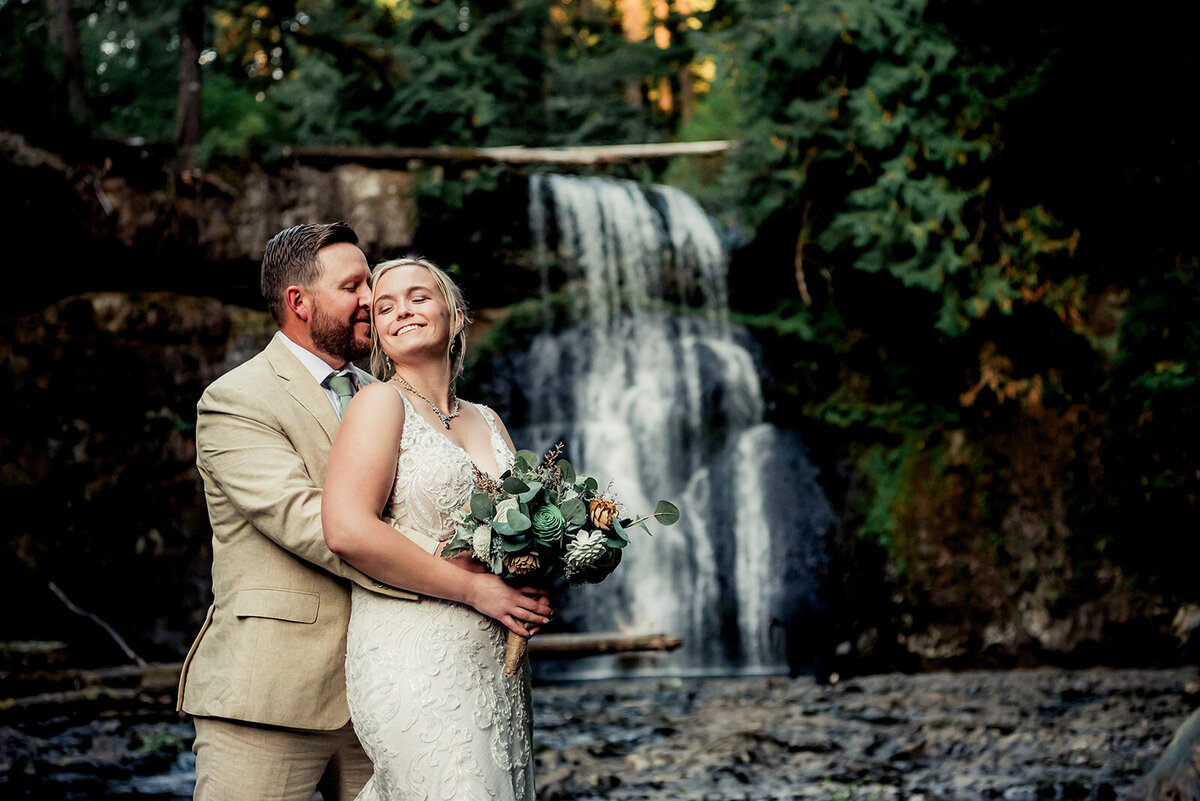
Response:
[565,530,607,570]
[472,524,492,561]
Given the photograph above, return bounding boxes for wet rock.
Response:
[531,667,1197,801]
[1,666,1195,799]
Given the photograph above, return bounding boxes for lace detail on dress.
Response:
[387,390,514,552]
[346,388,530,801]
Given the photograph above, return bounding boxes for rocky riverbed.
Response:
[1,667,1194,799]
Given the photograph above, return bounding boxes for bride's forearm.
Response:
[330,517,551,636]
[326,514,476,603]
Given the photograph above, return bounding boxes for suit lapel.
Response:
[266,336,340,442]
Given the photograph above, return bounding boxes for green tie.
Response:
[326,373,355,417]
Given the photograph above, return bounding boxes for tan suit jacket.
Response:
[178,335,417,730]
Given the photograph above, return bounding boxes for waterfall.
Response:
[488,174,832,677]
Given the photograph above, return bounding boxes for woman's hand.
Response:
[465,573,552,638]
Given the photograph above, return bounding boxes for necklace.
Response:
[393,374,461,429]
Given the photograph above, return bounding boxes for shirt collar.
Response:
[275,331,353,387]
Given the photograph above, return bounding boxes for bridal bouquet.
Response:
[441,443,680,675]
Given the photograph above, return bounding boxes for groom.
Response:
[178,222,417,801]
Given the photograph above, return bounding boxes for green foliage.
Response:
[193,73,284,162]
[854,441,914,557]
[267,51,357,145]
[1098,263,1200,596]
[0,0,76,141]
[714,0,1075,336]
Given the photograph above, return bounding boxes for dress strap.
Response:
[473,403,514,471]
[475,403,501,437]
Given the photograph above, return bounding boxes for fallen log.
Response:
[528,632,683,659]
[0,635,682,711]
[283,141,731,167]
[0,685,140,712]
[4,661,182,689]
[74,662,183,691]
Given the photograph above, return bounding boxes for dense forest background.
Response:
[1,0,1198,673]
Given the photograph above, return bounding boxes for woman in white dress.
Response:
[322,257,548,801]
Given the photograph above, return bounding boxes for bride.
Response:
[322,257,547,800]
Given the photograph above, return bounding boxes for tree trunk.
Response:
[676,0,694,127]
[175,0,204,160]
[620,0,647,106]
[652,0,672,114]
[47,0,92,127]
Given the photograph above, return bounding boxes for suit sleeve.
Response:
[196,379,413,592]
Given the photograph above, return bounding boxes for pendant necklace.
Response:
[393,374,460,429]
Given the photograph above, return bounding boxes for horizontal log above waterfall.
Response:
[281,141,732,167]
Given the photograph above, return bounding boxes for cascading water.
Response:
[486,174,833,677]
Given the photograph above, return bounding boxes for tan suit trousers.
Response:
[192,716,372,801]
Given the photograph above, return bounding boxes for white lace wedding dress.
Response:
[345,390,533,801]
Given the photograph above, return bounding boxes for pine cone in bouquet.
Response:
[588,499,617,530]
[503,551,541,576]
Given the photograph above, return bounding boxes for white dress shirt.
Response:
[276,331,358,418]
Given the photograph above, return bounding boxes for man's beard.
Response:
[310,300,371,363]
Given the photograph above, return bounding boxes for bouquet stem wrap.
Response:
[503,629,528,677]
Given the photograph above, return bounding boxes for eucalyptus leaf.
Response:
[654,500,681,525]
[517,480,542,504]
[606,536,628,549]
[441,538,470,558]
[499,536,530,552]
[470,494,495,522]
[637,520,652,536]
[611,517,630,542]
[583,477,598,492]
[560,498,587,528]
[506,509,532,533]
[492,517,518,537]
[558,460,576,485]
[502,476,530,495]
[515,449,538,469]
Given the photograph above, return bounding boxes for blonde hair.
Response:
[369,257,471,382]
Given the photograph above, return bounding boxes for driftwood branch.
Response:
[528,632,683,659]
[47,581,146,667]
[283,141,732,168]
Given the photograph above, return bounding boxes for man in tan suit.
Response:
[179,222,396,800]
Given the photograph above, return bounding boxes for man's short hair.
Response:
[260,222,359,325]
